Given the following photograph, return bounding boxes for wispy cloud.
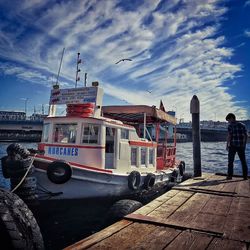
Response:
[244,0,250,7]
[244,30,250,37]
[0,0,247,120]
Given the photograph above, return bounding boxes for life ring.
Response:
[67,107,94,114]
[143,173,156,190]
[47,161,72,184]
[67,103,95,109]
[128,171,141,190]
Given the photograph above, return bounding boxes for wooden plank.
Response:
[165,193,211,224]
[220,180,237,193]
[125,213,223,236]
[64,220,132,250]
[164,231,213,250]
[235,179,250,197]
[125,226,181,250]
[207,238,247,250]
[201,195,233,216]
[135,189,180,215]
[172,187,237,197]
[189,213,226,233]
[148,191,194,220]
[87,223,156,249]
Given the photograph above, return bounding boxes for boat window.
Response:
[82,124,99,144]
[106,127,115,153]
[149,148,154,164]
[131,147,137,166]
[141,148,146,165]
[121,128,129,139]
[53,123,77,143]
[42,123,50,142]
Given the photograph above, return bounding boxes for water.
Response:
[1,141,249,189]
[0,141,249,249]
[176,141,250,175]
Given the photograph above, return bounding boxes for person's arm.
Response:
[243,126,248,148]
[226,133,231,151]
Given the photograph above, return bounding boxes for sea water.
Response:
[0,141,249,188]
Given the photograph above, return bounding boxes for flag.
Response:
[77,59,82,64]
[159,100,166,112]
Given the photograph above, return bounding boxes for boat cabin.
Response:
[38,84,177,174]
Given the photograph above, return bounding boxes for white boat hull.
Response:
[33,161,174,200]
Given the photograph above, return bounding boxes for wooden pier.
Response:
[65,173,250,249]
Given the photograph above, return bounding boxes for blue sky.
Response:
[0,0,249,122]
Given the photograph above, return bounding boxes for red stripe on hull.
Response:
[35,155,113,173]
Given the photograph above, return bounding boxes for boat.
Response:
[1,52,185,202]
[22,78,184,201]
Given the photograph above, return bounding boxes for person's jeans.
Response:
[228,146,248,178]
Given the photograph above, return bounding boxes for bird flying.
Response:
[115,58,132,64]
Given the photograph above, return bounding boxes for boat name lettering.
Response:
[48,146,78,156]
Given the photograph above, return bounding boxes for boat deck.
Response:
[65,173,250,249]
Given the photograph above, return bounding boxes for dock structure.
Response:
[65,173,250,249]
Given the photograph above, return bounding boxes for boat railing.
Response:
[156,143,176,169]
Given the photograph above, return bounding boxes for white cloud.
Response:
[0,0,248,120]
[244,0,250,7]
[244,30,250,37]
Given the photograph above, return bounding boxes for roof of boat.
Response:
[102,105,177,125]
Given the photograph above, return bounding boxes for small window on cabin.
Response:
[121,128,129,139]
[82,124,99,144]
[149,148,154,165]
[131,147,137,166]
[53,123,77,143]
[42,123,50,142]
[141,148,146,165]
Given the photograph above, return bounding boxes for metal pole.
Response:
[75,52,80,88]
[56,48,65,85]
[190,95,201,177]
[84,73,87,87]
[143,113,146,139]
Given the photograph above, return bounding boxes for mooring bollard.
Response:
[190,95,201,177]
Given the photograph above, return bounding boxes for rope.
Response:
[11,153,37,193]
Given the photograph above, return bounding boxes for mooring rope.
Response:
[11,153,37,193]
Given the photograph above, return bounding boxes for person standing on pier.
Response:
[226,113,248,180]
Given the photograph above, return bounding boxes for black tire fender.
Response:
[106,199,143,224]
[47,161,72,184]
[143,173,156,190]
[128,171,141,190]
[7,143,30,158]
[179,161,185,176]
[1,156,10,178]
[0,188,44,249]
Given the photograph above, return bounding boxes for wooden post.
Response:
[190,95,201,177]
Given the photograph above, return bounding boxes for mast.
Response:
[75,52,81,88]
[55,47,65,87]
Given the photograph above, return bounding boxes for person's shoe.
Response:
[226,176,232,180]
[243,176,248,180]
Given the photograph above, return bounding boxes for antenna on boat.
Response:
[75,52,82,88]
[84,73,87,87]
[54,47,65,88]
[42,104,44,115]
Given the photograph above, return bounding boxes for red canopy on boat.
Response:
[102,105,177,125]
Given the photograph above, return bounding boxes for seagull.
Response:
[115,58,132,64]
[147,90,152,93]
